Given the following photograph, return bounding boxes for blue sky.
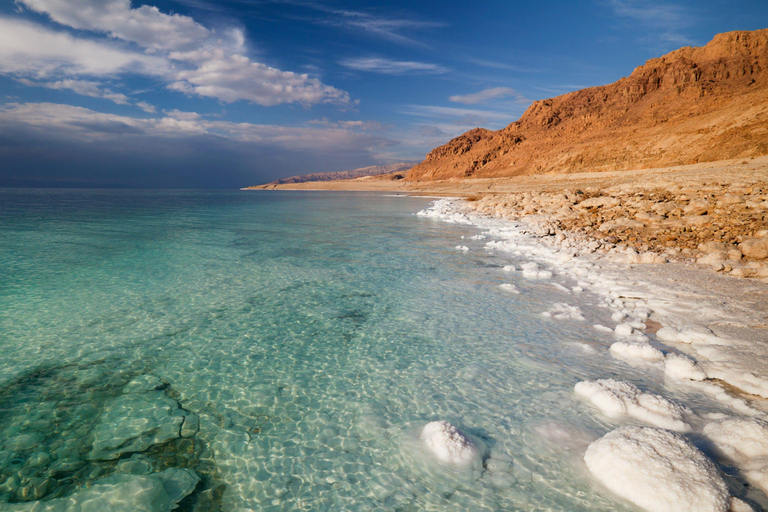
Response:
[0,0,766,188]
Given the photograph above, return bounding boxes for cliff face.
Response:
[408,29,768,181]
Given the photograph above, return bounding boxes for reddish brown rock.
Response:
[408,29,768,182]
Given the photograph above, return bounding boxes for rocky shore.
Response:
[462,162,768,280]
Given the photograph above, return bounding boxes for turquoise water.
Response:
[0,190,739,511]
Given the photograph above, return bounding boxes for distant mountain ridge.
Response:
[262,162,418,185]
[408,28,768,181]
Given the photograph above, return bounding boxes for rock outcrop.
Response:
[254,162,418,187]
[408,29,768,181]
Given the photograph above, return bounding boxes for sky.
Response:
[0,0,766,188]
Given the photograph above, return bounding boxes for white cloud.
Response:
[449,87,526,105]
[18,78,130,104]
[136,101,156,113]
[340,57,448,75]
[170,50,350,106]
[3,1,351,107]
[0,17,168,78]
[17,0,210,51]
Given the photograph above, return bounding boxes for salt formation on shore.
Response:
[417,198,768,410]
[584,427,733,512]
[420,421,480,467]
[418,197,768,510]
[574,379,692,432]
[704,418,768,495]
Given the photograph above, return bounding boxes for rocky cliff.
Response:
[408,29,768,181]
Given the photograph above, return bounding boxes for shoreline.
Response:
[248,156,768,282]
[418,198,768,408]
[418,196,768,507]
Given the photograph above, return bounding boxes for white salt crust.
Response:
[574,379,692,432]
[498,283,520,294]
[609,341,665,362]
[584,426,731,512]
[542,303,584,321]
[705,418,768,495]
[417,199,768,412]
[420,421,480,467]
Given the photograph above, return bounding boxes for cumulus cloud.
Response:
[17,0,211,51]
[0,17,168,78]
[3,1,350,107]
[449,87,527,105]
[340,57,447,75]
[170,50,350,106]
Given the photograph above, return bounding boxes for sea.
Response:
[0,189,752,511]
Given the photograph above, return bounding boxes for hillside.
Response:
[408,29,768,181]
[253,162,418,187]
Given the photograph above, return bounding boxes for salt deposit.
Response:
[574,379,692,432]
[542,303,584,321]
[704,418,768,494]
[584,427,731,512]
[664,353,707,381]
[420,421,480,467]
[418,198,768,414]
[609,341,665,362]
[499,283,520,294]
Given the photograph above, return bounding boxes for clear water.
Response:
[0,190,744,511]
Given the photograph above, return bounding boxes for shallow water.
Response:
[0,190,757,511]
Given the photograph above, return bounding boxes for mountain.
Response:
[259,163,418,185]
[408,29,768,181]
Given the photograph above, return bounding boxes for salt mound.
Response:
[499,283,520,294]
[704,418,768,494]
[585,426,730,512]
[664,353,707,381]
[542,302,584,321]
[575,379,692,432]
[420,421,479,467]
[610,341,665,362]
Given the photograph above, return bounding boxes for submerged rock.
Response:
[6,468,199,512]
[88,376,190,461]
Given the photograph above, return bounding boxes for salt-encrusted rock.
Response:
[420,421,479,467]
[740,236,768,260]
[585,427,731,512]
[575,379,691,431]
